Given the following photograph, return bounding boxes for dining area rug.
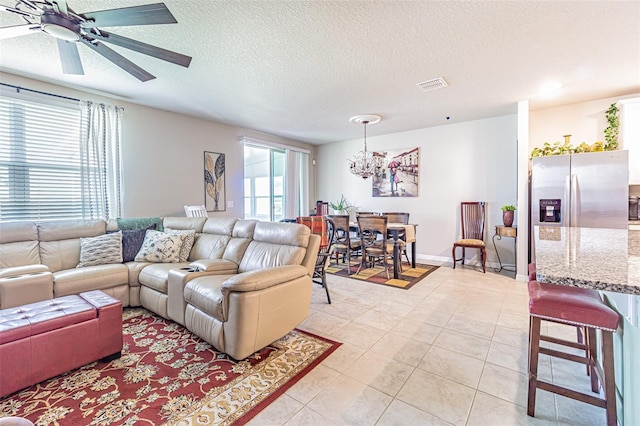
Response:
[0,308,340,426]
[326,259,439,289]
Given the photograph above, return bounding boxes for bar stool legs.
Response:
[527,280,619,426]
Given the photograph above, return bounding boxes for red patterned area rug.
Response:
[0,308,340,425]
[327,259,440,290]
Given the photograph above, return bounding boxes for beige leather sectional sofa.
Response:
[0,217,320,359]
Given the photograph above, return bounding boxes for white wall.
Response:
[530,93,640,150]
[316,115,518,266]
[1,72,315,218]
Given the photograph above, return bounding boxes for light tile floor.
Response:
[248,266,608,426]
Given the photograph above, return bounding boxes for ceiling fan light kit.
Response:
[0,0,192,81]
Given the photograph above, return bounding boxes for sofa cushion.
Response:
[163,217,208,233]
[165,228,196,262]
[138,262,190,293]
[0,222,38,244]
[135,230,184,263]
[190,234,231,261]
[37,220,106,242]
[184,275,232,322]
[108,225,156,262]
[53,264,129,297]
[77,232,123,268]
[238,222,309,273]
[0,241,40,269]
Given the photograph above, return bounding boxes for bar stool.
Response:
[527,280,619,426]
[528,262,537,281]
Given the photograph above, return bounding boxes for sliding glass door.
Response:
[243,141,308,221]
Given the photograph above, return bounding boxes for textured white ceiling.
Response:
[1,0,639,144]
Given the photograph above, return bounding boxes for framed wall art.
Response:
[204,151,226,211]
[372,147,419,197]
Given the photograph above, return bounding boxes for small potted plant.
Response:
[501,205,516,227]
[329,194,353,215]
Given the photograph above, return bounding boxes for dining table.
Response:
[350,222,417,279]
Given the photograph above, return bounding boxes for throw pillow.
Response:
[108,224,157,262]
[134,230,184,263]
[77,232,123,268]
[164,228,196,262]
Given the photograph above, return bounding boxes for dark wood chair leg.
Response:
[322,273,331,304]
[588,327,599,393]
[452,245,457,269]
[527,316,541,417]
[481,247,486,273]
[601,331,617,426]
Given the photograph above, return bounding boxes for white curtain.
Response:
[80,101,124,219]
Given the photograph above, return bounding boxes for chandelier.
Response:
[348,114,383,179]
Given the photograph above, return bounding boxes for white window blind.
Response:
[0,85,122,222]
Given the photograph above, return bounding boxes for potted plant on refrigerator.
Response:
[501,205,516,227]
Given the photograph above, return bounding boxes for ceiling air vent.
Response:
[416,77,448,92]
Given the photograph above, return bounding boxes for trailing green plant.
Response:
[604,103,619,151]
[530,103,619,159]
[501,205,516,211]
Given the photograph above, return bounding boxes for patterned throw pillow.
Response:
[164,228,196,262]
[77,232,123,268]
[134,230,185,263]
[108,224,157,262]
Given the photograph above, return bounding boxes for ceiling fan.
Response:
[0,0,192,81]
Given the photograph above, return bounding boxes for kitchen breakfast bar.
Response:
[534,226,640,425]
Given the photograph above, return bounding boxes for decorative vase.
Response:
[503,210,514,227]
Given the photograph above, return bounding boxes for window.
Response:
[242,137,309,221]
[0,85,122,222]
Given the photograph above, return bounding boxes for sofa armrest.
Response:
[221,265,309,295]
[0,264,50,278]
[168,267,235,326]
[189,259,238,274]
[0,271,53,309]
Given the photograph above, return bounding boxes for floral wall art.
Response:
[372,147,419,197]
[204,151,225,211]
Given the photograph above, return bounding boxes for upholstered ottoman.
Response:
[0,290,122,398]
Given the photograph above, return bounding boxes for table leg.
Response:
[389,228,400,279]
[411,241,416,268]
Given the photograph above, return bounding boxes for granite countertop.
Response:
[535,226,640,295]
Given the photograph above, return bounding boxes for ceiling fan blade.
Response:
[15,0,41,12]
[80,38,155,82]
[0,23,41,40]
[0,4,37,19]
[52,0,68,15]
[90,30,191,68]
[81,3,177,28]
[57,39,84,75]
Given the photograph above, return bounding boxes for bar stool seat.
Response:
[528,281,618,331]
[527,280,619,426]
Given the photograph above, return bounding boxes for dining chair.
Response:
[296,216,334,303]
[382,212,411,265]
[356,215,405,279]
[452,201,486,273]
[326,214,361,274]
[184,205,208,217]
[315,200,329,216]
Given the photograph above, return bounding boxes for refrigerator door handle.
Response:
[564,174,571,226]
[571,174,578,227]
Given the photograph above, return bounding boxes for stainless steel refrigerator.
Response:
[531,150,629,229]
